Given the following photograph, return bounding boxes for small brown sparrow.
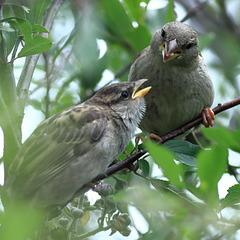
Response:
[5,79,151,206]
[128,21,214,136]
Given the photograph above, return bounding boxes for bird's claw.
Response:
[135,134,145,144]
[201,107,215,127]
[148,133,163,142]
[135,133,162,142]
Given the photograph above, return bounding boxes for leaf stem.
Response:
[10,36,22,62]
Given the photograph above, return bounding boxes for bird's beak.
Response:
[131,79,152,100]
[161,39,181,62]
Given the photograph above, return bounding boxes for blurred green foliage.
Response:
[0,0,240,239]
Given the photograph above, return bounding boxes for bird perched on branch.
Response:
[5,79,151,207]
[128,21,214,136]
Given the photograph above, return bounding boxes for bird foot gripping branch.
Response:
[135,133,163,145]
[201,107,215,128]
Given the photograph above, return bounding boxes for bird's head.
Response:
[151,21,199,67]
[88,79,151,127]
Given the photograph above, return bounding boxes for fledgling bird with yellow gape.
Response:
[129,21,214,136]
[5,79,151,207]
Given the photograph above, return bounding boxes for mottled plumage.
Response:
[129,21,214,136]
[5,79,151,206]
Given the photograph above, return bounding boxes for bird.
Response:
[5,79,151,207]
[128,21,214,137]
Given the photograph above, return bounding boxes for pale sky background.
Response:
[0,0,240,239]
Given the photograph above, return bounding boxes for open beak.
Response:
[131,79,152,100]
[162,39,181,62]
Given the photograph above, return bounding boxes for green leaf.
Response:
[145,8,167,33]
[145,141,184,187]
[17,35,52,58]
[0,17,32,44]
[99,0,151,52]
[59,92,75,105]
[139,159,150,177]
[221,184,240,209]
[0,25,16,32]
[125,24,152,52]
[6,3,28,19]
[114,184,186,213]
[201,127,240,152]
[2,30,18,56]
[21,5,30,13]
[197,146,228,205]
[5,2,30,13]
[28,0,52,24]
[1,201,44,240]
[198,33,215,52]
[98,0,133,36]
[118,141,134,161]
[32,24,49,33]
[166,0,176,22]
[15,18,32,44]
[164,140,201,166]
[28,99,42,111]
[51,92,77,115]
[79,55,108,92]
[107,43,132,76]
[149,178,170,191]
[122,0,150,22]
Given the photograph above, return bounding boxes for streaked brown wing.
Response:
[8,104,108,196]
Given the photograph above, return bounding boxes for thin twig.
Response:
[10,36,22,62]
[180,1,207,22]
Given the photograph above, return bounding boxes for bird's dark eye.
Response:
[186,43,194,49]
[121,91,129,98]
[161,29,165,38]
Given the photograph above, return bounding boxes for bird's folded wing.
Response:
[7,105,108,194]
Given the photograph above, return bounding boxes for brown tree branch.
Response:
[93,97,240,183]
